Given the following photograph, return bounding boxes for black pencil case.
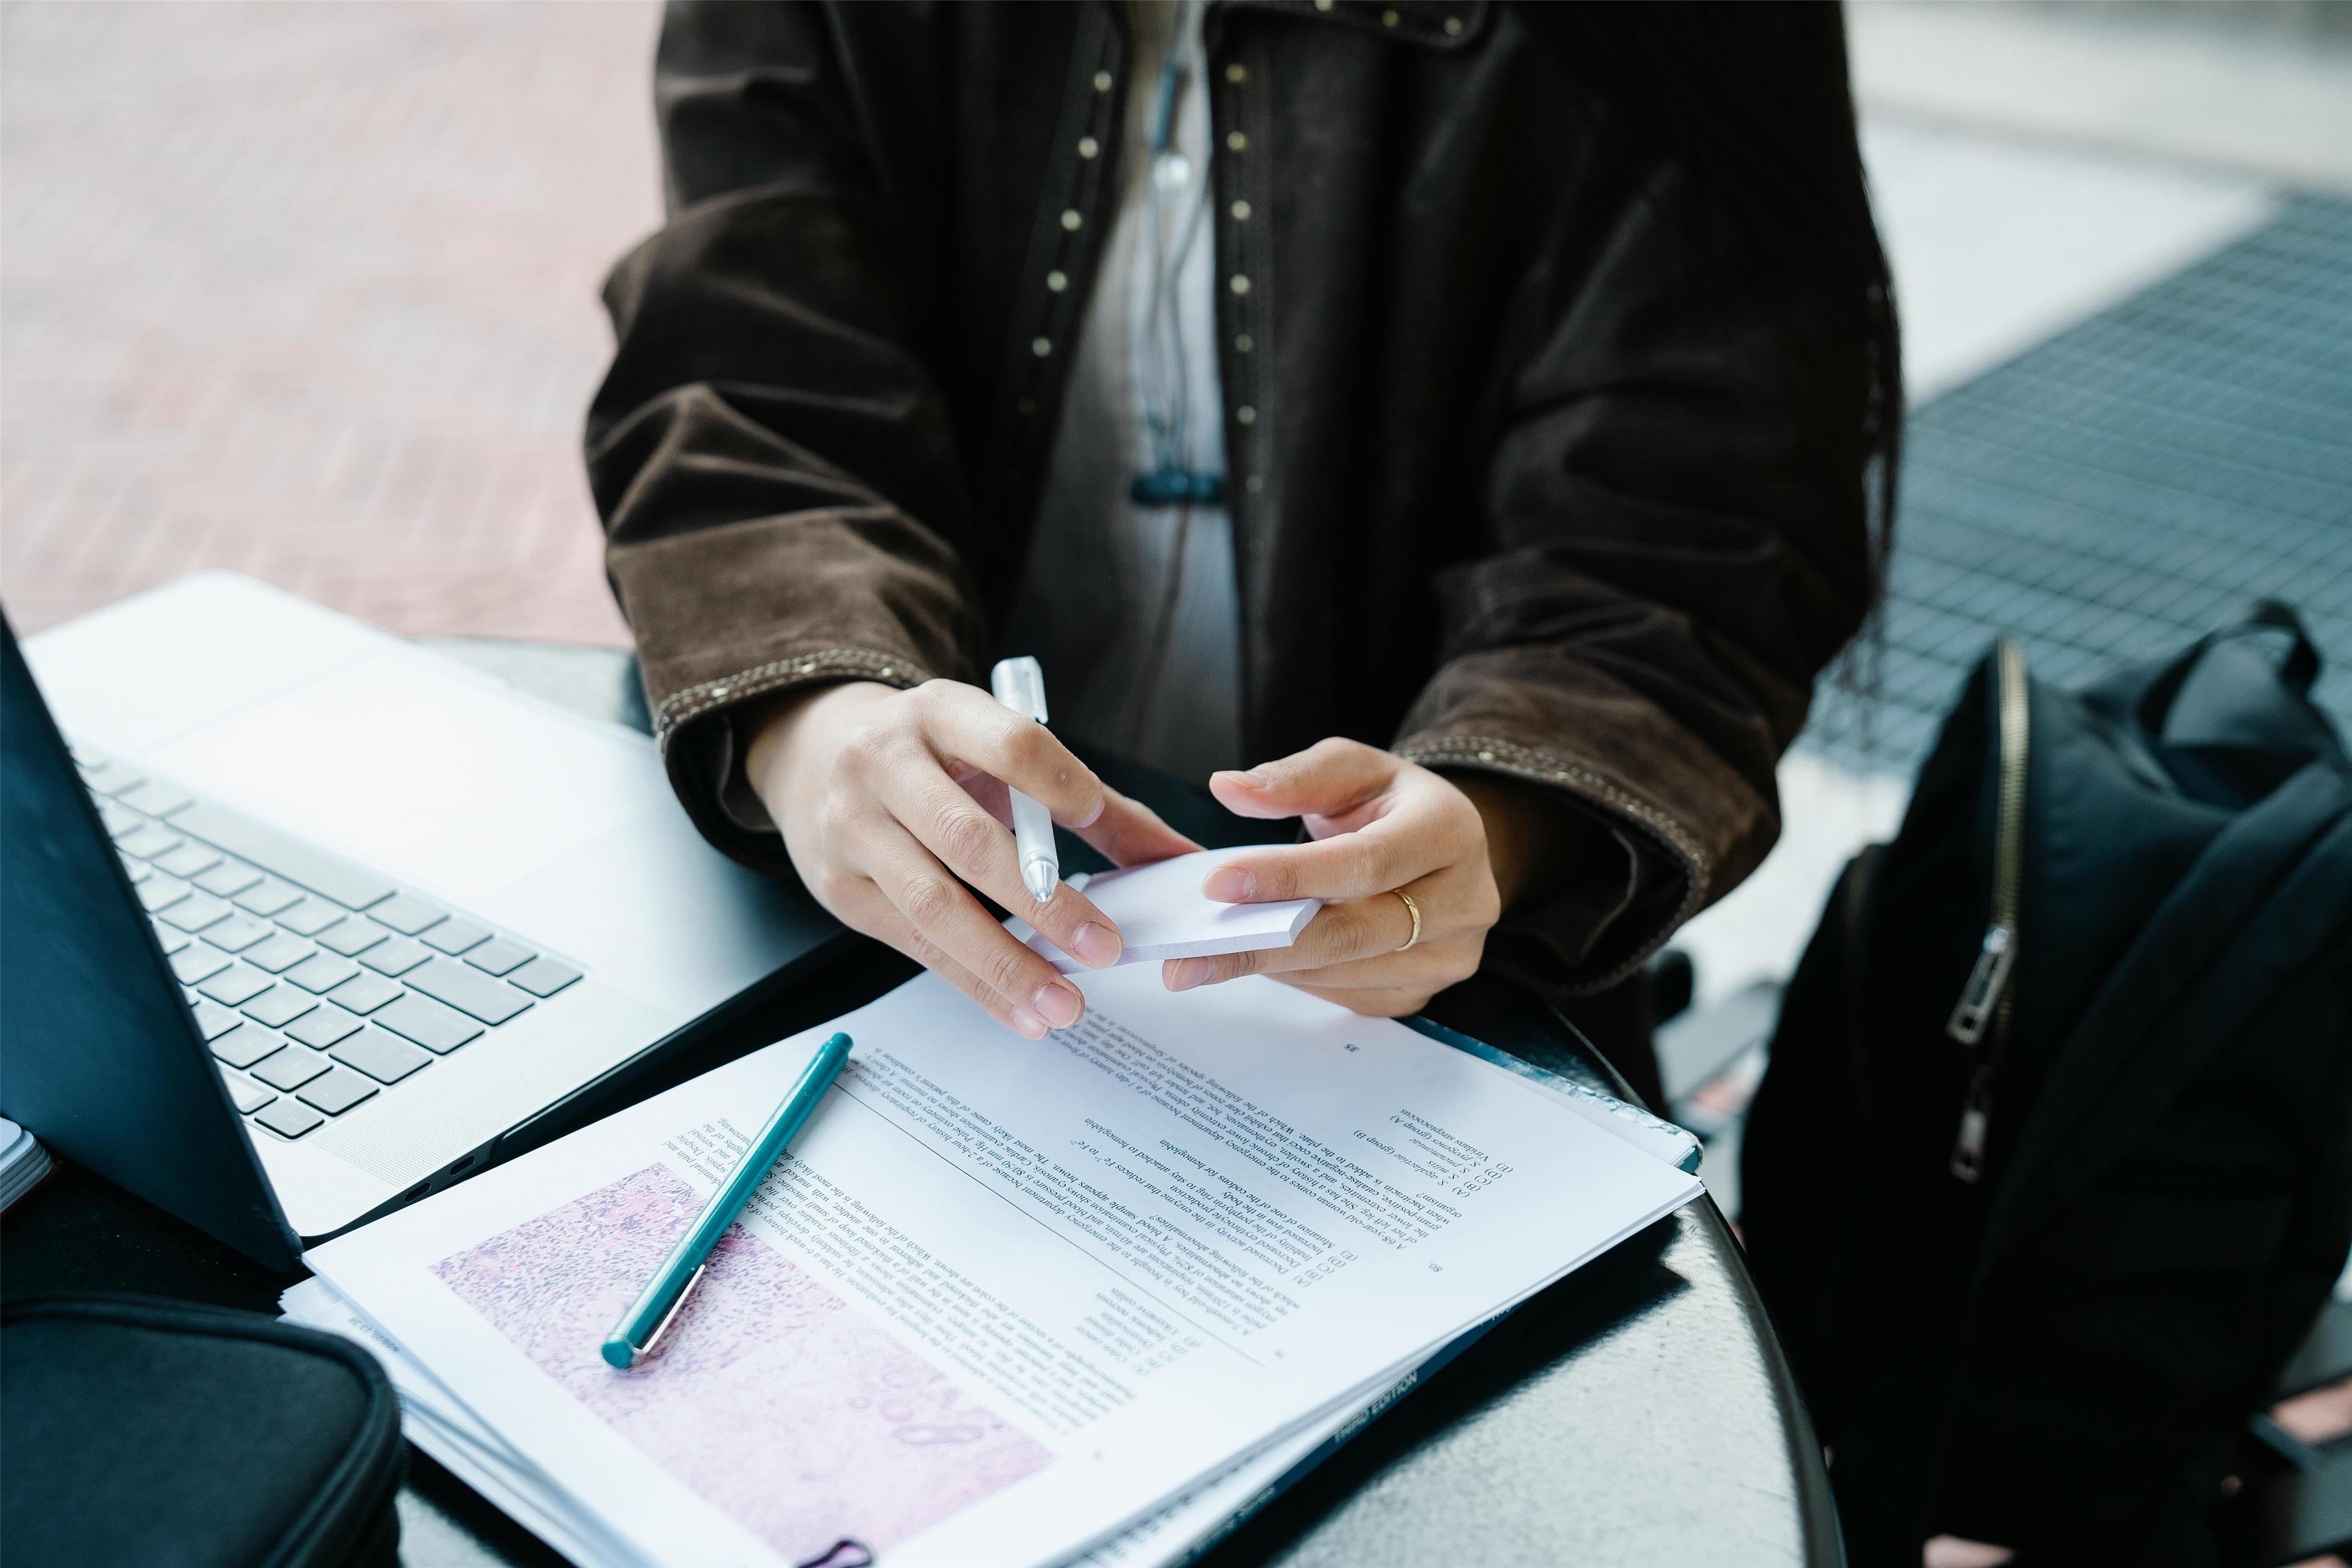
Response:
[2,1294,405,1567]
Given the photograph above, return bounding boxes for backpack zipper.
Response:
[1947,637,2028,1183]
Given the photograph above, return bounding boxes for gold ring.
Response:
[1393,889,1422,952]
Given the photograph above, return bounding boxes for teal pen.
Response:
[600,1031,853,1370]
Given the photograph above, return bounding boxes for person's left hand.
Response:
[1165,738,1562,1016]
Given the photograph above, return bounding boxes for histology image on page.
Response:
[433,1163,1052,1562]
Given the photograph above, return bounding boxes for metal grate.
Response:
[1804,194,2352,777]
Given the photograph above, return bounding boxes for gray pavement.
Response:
[1,1,662,644]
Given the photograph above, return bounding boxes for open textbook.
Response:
[297,964,1701,1567]
[285,1265,1499,1568]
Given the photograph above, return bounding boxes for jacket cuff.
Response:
[1393,642,1785,996]
[652,648,933,876]
[652,646,928,744]
[606,505,987,875]
[1403,732,1701,995]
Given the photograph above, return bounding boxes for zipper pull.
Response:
[1945,923,2015,1046]
[1950,1062,1995,1183]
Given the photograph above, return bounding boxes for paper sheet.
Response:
[283,1277,645,1568]
[305,965,1698,1568]
[284,1273,1473,1568]
[1020,850,1318,970]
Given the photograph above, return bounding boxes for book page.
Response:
[308,964,1698,1568]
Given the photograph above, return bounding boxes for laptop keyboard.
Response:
[72,743,584,1142]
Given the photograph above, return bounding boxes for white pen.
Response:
[989,656,1060,903]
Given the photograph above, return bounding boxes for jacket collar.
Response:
[1214,0,1491,51]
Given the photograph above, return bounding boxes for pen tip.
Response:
[1025,864,1057,903]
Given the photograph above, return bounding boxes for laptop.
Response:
[1,572,842,1268]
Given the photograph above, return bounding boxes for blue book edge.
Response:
[1400,1015,1703,1176]
[1159,1016,1700,1568]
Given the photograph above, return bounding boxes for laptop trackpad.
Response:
[148,651,675,907]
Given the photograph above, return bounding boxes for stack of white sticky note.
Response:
[0,1119,54,1213]
[1011,849,1321,972]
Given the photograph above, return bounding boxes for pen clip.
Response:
[632,1261,707,1364]
[990,656,1048,725]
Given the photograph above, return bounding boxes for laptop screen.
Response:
[0,610,298,1270]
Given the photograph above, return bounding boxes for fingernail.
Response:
[1077,796,1104,828]
[1007,1007,1050,1039]
[1216,768,1269,788]
[1033,982,1082,1029]
[1166,958,1208,992]
[1071,921,1122,967]
[1203,866,1254,902]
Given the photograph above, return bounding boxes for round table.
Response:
[3,638,1843,1567]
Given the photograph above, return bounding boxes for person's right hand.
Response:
[745,679,1200,1038]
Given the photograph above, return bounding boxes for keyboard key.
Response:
[197,964,273,1007]
[219,1071,277,1115]
[137,876,192,913]
[209,1023,285,1069]
[169,946,231,986]
[241,984,318,1029]
[97,799,142,839]
[316,918,388,958]
[298,1067,379,1116]
[284,953,361,993]
[254,1098,325,1139]
[121,858,155,884]
[193,861,263,898]
[169,800,394,912]
[372,992,484,1054]
[332,1028,432,1084]
[233,879,304,917]
[369,894,448,936]
[82,759,144,796]
[150,918,192,955]
[507,956,583,998]
[201,914,274,953]
[327,972,402,1014]
[68,740,107,768]
[151,842,222,879]
[285,1005,364,1049]
[118,778,193,817]
[409,958,532,1025]
[420,918,490,955]
[359,936,430,977]
[463,937,534,977]
[118,825,183,860]
[251,1047,332,1091]
[160,894,234,933]
[189,998,242,1040]
[276,898,346,937]
[242,932,313,973]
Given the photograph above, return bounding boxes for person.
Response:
[585,0,1899,1099]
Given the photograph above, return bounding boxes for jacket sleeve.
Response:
[585,0,987,872]
[1396,157,1877,996]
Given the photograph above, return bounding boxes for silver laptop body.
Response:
[23,571,836,1241]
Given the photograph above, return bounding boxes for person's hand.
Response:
[746,680,1200,1037]
[1165,739,1572,1016]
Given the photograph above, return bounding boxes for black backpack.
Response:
[1740,604,2352,1567]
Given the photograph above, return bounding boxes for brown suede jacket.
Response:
[585,0,1876,995]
